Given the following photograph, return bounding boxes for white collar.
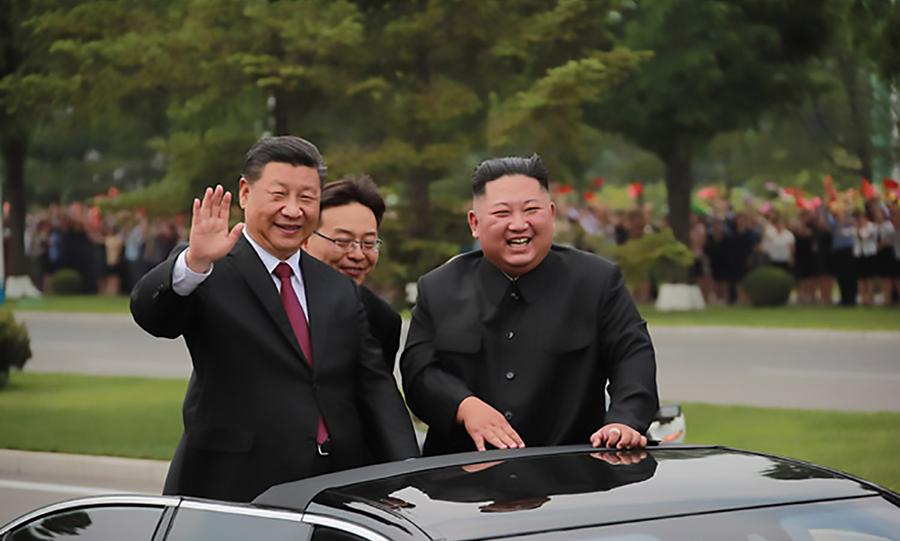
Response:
[242,227,302,278]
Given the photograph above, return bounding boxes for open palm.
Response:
[186,185,244,273]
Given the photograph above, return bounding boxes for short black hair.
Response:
[471,154,550,196]
[320,174,387,227]
[243,136,328,185]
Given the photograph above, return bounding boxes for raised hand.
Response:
[185,185,244,273]
[456,396,525,452]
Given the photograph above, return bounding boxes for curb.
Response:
[0,449,169,485]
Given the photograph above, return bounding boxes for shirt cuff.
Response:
[172,249,213,296]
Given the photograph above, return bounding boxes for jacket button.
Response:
[506,331,515,340]
[506,371,515,380]
[504,411,513,420]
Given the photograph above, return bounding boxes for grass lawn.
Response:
[681,402,900,492]
[1,372,898,492]
[4,295,131,314]
[0,372,185,460]
[639,304,900,331]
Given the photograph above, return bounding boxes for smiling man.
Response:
[401,154,658,456]
[130,136,417,503]
[304,175,401,370]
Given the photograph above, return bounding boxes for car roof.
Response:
[255,445,896,541]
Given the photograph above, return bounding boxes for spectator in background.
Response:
[872,206,895,306]
[705,218,731,304]
[125,217,148,291]
[103,223,125,295]
[853,210,877,306]
[826,206,857,306]
[792,209,819,305]
[728,212,758,305]
[760,211,794,274]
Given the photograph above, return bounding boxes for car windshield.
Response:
[501,496,900,541]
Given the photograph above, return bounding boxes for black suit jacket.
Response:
[401,245,658,456]
[359,285,402,371]
[131,236,418,502]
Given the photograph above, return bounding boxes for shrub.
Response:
[614,229,694,288]
[51,268,82,295]
[0,310,32,390]
[742,266,795,307]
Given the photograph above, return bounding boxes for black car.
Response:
[2,445,899,540]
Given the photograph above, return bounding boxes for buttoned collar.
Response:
[242,227,302,279]
[477,246,558,306]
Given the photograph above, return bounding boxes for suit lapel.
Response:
[299,250,332,368]
[228,236,310,367]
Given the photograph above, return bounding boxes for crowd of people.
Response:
[4,179,899,309]
[553,184,900,307]
[12,203,188,295]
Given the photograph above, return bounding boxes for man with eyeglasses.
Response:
[304,175,402,371]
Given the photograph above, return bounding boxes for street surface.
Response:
[0,471,162,525]
[3,311,898,526]
[16,311,900,411]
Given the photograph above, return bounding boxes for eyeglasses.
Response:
[314,231,383,253]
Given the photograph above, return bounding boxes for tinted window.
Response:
[166,508,308,541]
[501,497,900,541]
[310,526,370,541]
[7,506,163,541]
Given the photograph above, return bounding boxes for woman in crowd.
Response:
[852,210,878,306]
[872,206,896,306]
[760,211,795,273]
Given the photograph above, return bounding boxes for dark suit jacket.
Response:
[401,245,658,456]
[131,236,418,502]
[359,285,402,371]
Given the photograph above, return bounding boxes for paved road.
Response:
[15,311,900,412]
[0,471,162,525]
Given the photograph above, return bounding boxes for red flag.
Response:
[584,191,596,202]
[861,178,875,200]
[591,177,605,189]
[884,178,899,191]
[697,187,719,200]
[627,182,643,199]
[784,187,805,199]
[108,186,120,198]
[824,174,838,202]
[556,184,574,195]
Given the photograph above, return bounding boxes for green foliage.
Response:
[613,229,694,288]
[742,266,796,307]
[0,310,33,389]
[51,268,83,295]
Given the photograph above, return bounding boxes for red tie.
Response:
[274,262,329,444]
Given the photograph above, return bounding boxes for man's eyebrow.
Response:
[333,227,377,237]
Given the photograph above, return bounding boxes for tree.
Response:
[1,0,80,274]
[589,0,833,244]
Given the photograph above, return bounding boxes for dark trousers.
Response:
[831,248,857,306]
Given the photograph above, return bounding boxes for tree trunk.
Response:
[409,168,431,238]
[664,153,692,246]
[2,131,28,276]
[838,50,874,180]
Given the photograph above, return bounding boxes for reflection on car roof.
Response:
[254,445,888,541]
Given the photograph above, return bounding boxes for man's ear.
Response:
[468,209,479,239]
[238,177,249,210]
[549,201,556,221]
